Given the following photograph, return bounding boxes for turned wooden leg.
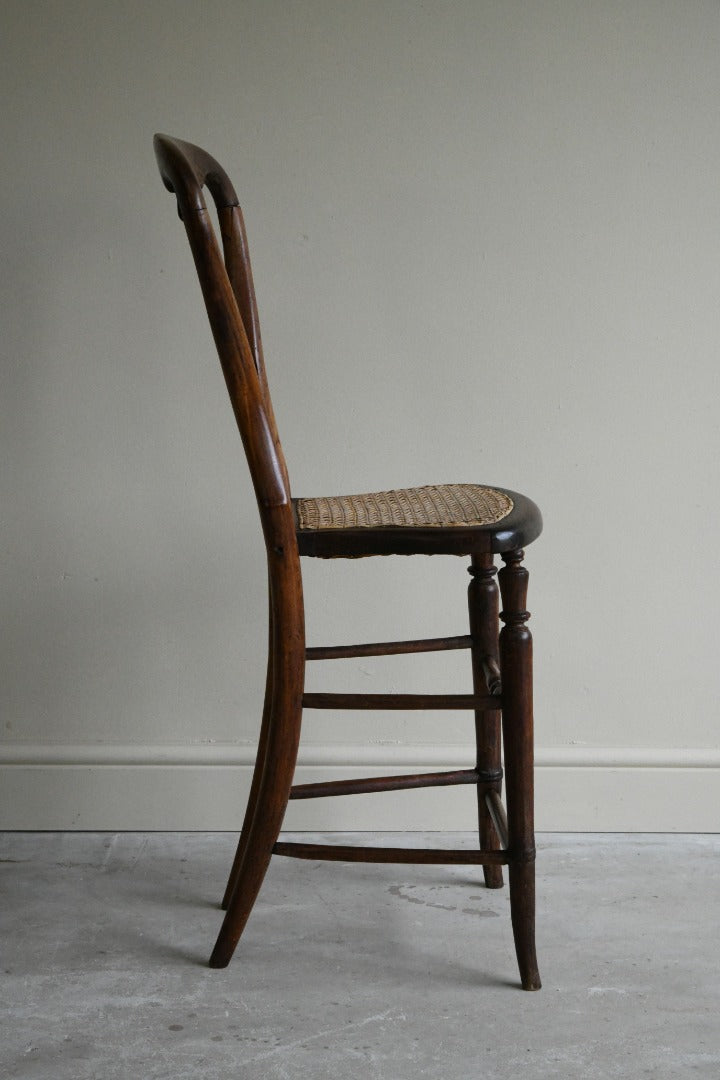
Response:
[499,549,541,991]
[468,554,504,889]
[220,599,274,910]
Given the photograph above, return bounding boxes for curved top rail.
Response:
[153,133,292,514]
[154,133,239,213]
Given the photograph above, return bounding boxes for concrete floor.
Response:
[1,833,718,1079]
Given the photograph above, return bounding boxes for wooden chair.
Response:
[154,134,543,990]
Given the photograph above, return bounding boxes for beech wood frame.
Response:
[154,134,542,990]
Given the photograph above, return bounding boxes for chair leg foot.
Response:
[210,764,294,967]
[483,864,504,889]
[208,947,232,969]
[509,862,541,990]
[210,832,277,967]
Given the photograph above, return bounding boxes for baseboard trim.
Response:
[1,743,718,831]
[3,743,719,768]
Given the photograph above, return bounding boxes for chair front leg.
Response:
[468,553,504,888]
[499,549,541,991]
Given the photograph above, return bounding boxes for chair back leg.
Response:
[210,549,305,968]
[221,589,275,910]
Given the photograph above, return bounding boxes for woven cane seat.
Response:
[296,484,514,531]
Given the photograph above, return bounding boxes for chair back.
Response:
[154,134,293,548]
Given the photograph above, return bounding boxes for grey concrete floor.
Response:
[1,833,718,1079]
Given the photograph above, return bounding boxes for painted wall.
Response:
[2,0,719,829]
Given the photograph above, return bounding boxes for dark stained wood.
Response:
[302,692,502,710]
[155,133,240,212]
[499,550,541,990]
[468,553,505,889]
[481,656,502,696]
[218,206,265,385]
[155,134,542,990]
[210,511,305,969]
[221,578,274,910]
[219,205,290,498]
[273,842,508,865]
[306,635,472,660]
[485,789,509,851]
[154,135,305,969]
[289,768,480,800]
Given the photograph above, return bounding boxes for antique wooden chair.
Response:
[154,134,543,990]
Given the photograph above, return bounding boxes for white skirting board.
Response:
[1,744,718,832]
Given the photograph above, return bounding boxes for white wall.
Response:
[2,0,719,831]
